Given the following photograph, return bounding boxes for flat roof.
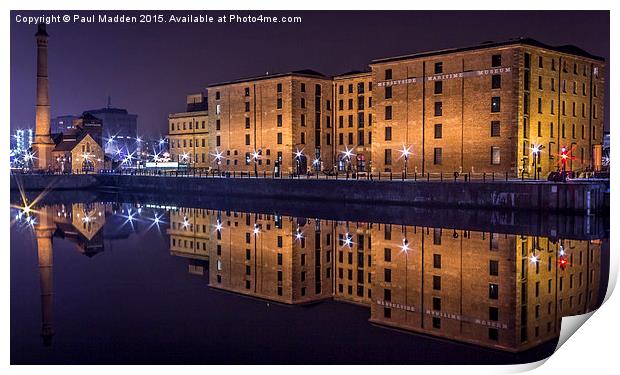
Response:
[207,69,328,88]
[333,69,372,79]
[371,37,605,65]
[168,110,209,119]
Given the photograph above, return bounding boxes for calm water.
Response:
[10,191,609,364]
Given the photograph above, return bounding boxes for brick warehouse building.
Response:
[333,70,373,172]
[167,38,605,178]
[168,93,209,167]
[207,70,334,175]
[370,38,605,177]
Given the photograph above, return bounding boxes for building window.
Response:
[433,254,441,268]
[433,275,441,290]
[301,83,306,92]
[385,127,392,141]
[277,98,282,109]
[489,328,499,341]
[491,147,501,165]
[434,81,443,94]
[384,248,391,262]
[434,102,442,116]
[277,83,282,93]
[385,106,392,120]
[489,283,499,299]
[215,91,221,100]
[356,112,364,128]
[433,148,442,165]
[434,124,442,139]
[433,297,441,311]
[384,149,392,165]
[277,133,282,144]
[491,75,501,89]
[491,97,501,112]
[489,307,499,321]
[216,136,220,147]
[491,121,500,137]
[434,62,443,74]
[492,54,502,67]
[244,87,250,97]
[300,132,306,144]
[384,269,391,282]
[490,260,499,276]
[301,98,306,109]
[385,69,392,80]
[385,86,392,99]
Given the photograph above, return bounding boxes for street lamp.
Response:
[341,146,355,177]
[312,157,321,174]
[530,144,544,180]
[211,149,224,174]
[398,145,412,178]
[294,148,304,177]
[251,149,261,177]
[400,232,410,311]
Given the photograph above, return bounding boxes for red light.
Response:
[559,257,568,270]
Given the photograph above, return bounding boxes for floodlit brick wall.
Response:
[333,72,373,173]
[168,110,209,167]
[370,44,605,177]
[207,74,333,174]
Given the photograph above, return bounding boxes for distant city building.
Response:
[83,97,138,155]
[12,128,34,153]
[51,115,79,134]
[51,113,106,173]
[603,132,610,167]
[168,93,209,167]
[10,129,34,168]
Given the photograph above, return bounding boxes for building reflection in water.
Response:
[17,202,604,353]
[167,207,604,352]
[16,202,110,346]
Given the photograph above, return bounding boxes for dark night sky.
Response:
[10,10,610,138]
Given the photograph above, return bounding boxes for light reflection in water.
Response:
[11,199,608,362]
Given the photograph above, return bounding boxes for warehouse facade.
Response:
[167,38,605,178]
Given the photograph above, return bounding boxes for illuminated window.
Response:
[491,97,501,112]
[491,147,501,165]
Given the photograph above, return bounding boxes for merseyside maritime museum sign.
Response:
[377,67,512,87]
